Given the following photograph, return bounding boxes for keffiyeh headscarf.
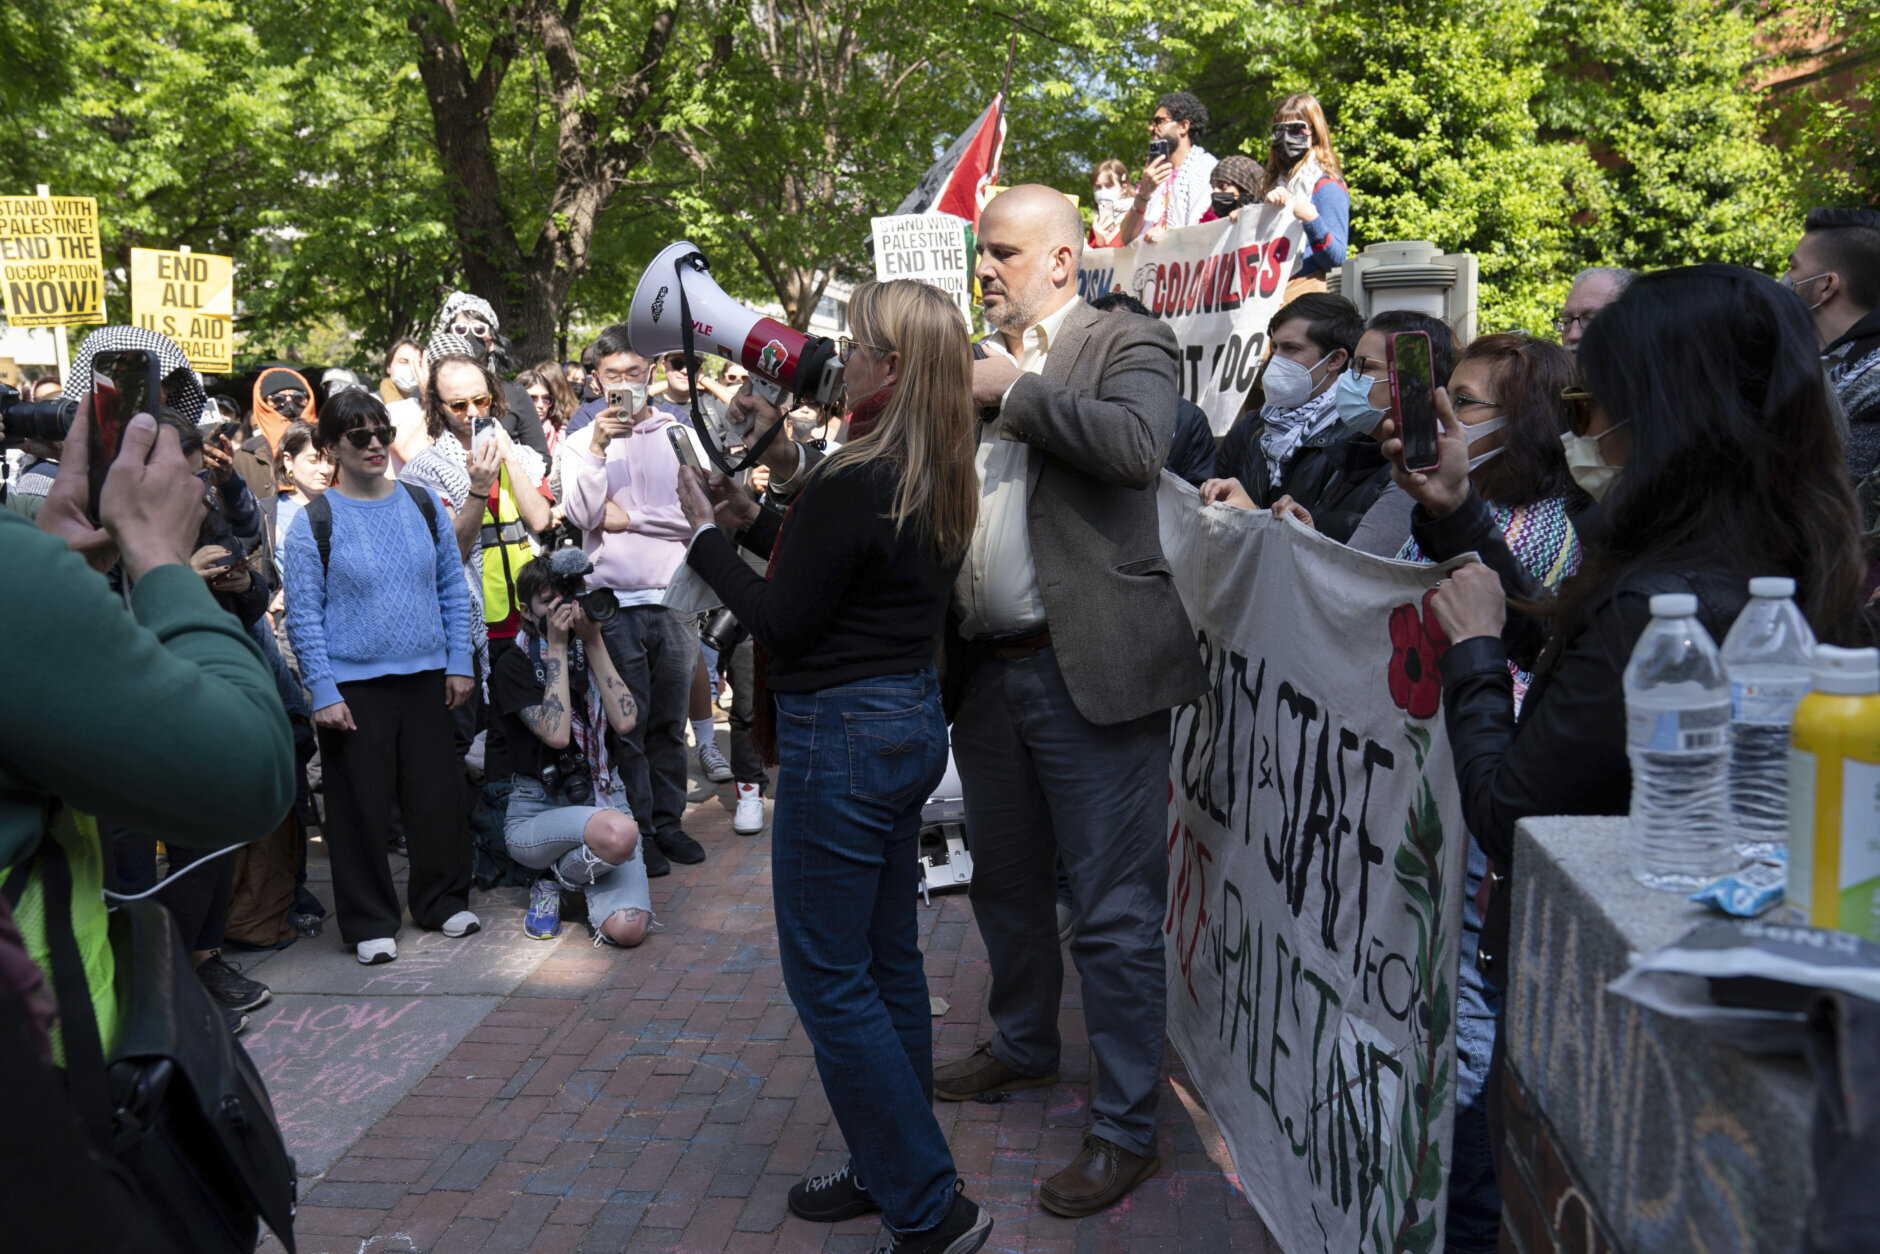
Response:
[434,291,500,339]
[62,325,206,424]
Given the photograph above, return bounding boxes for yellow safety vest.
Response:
[480,466,535,627]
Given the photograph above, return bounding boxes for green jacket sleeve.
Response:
[0,510,295,866]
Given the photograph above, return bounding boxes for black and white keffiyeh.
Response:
[61,325,207,424]
[1258,388,1341,489]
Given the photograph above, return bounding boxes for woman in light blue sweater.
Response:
[283,391,478,965]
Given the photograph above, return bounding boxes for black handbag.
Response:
[8,836,298,1254]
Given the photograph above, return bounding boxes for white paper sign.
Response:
[1157,476,1470,1254]
[871,213,973,320]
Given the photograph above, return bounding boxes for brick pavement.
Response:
[273,780,1272,1253]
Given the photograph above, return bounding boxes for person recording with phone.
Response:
[559,326,709,876]
[674,278,993,1254]
[494,559,653,946]
[1119,90,1218,242]
[282,391,480,965]
[0,396,297,1251]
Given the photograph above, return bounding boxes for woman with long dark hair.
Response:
[674,279,991,1254]
[1386,264,1866,973]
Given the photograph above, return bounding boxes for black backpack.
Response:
[303,481,441,573]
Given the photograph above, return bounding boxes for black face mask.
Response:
[1274,132,1311,162]
[1210,191,1240,217]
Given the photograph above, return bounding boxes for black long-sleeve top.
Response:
[686,457,961,693]
[1415,488,1749,983]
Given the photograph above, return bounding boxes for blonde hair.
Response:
[818,280,978,563]
[1268,92,1343,182]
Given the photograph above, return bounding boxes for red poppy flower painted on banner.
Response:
[1388,601,1443,719]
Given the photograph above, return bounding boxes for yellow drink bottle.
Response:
[1786,645,1880,937]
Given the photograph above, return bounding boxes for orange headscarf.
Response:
[251,367,315,456]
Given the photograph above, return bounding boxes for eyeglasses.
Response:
[528,392,552,407]
[341,425,394,450]
[268,389,309,410]
[443,393,494,415]
[836,336,890,364]
[451,319,492,339]
[1560,386,1596,435]
[1150,113,1173,128]
[1552,312,1595,337]
[1350,355,1387,380]
[1272,121,1312,139]
[1450,393,1501,413]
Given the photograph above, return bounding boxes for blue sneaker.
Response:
[524,878,562,939]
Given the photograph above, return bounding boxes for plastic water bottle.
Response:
[1625,593,1735,891]
[1720,577,1816,859]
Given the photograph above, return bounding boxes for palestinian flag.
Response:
[892,95,1006,226]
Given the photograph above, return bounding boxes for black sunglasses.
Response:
[340,425,394,450]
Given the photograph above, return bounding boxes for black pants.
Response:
[316,669,472,945]
[725,634,765,786]
[110,833,234,952]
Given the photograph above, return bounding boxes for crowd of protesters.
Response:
[2,72,1878,1252]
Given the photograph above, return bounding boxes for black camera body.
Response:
[0,381,77,444]
[545,545,617,625]
[539,749,594,806]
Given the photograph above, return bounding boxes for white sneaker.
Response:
[357,937,397,965]
[442,910,481,938]
[734,782,765,835]
[698,740,734,783]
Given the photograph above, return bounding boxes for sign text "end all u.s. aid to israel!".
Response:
[131,247,235,372]
[0,195,106,327]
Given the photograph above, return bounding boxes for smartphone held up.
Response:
[88,349,165,521]
[1388,331,1440,474]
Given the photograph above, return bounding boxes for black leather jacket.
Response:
[1414,490,1750,985]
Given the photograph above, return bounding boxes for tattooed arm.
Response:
[575,610,639,736]
[518,605,576,749]
[587,640,640,736]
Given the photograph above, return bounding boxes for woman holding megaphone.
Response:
[675,279,991,1254]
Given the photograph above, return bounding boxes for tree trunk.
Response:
[408,0,675,365]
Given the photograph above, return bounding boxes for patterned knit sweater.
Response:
[1398,492,1582,710]
[282,486,474,711]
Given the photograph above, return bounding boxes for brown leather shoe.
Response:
[1038,1133,1161,1217]
[932,1044,1058,1102]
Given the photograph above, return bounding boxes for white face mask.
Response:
[1462,414,1506,470]
[391,366,419,395]
[1095,186,1126,206]
[1262,352,1331,411]
[1561,423,1627,501]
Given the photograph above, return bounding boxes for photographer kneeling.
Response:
[495,556,653,948]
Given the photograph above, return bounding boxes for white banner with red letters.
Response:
[1078,210,1305,435]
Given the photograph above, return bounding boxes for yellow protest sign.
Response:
[0,195,105,327]
[131,248,234,372]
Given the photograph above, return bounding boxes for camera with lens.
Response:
[0,381,77,444]
[539,749,594,806]
[545,545,616,625]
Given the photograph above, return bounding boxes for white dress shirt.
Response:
[954,296,1082,638]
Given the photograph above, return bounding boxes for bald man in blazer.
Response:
[934,184,1208,1217]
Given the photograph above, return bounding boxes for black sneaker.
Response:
[641,838,672,878]
[653,828,706,865]
[196,953,272,1012]
[875,1182,990,1254]
[223,1004,250,1037]
[789,1159,880,1223]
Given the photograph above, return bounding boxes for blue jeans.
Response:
[771,669,955,1234]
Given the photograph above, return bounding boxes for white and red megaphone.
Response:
[628,242,843,410]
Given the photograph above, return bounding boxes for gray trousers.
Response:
[952,645,1169,1157]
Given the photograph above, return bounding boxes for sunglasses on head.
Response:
[443,393,494,415]
[340,425,394,449]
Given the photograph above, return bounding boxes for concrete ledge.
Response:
[1501,816,1814,1254]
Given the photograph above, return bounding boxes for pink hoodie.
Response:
[561,411,696,595]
